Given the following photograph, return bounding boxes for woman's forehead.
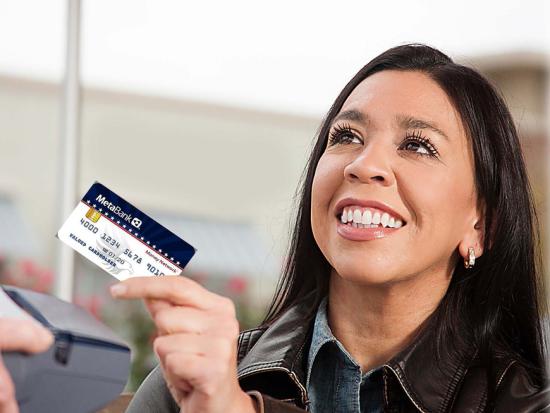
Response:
[339,70,465,141]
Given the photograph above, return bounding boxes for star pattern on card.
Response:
[79,193,187,268]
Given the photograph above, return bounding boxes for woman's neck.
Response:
[327,269,451,374]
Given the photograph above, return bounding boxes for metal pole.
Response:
[547,51,550,358]
[547,47,550,286]
[546,60,550,374]
[55,0,81,302]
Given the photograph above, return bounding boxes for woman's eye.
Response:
[330,133,362,145]
[398,133,439,158]
[401,140,430,155]
[328,124,362,146]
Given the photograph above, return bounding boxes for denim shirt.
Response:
[306,296,384,413]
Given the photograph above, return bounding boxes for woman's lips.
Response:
[336,217,401,241]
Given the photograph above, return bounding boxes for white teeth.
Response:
[339,207,405,229]
[361,209,372,225]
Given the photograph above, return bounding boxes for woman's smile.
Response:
[334,199,407,241]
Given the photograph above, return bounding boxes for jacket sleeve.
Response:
[247,391,307,413]
[125,366,308,413]
[494,362,550,412]
[125,365,180,413]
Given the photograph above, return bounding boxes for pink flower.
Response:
[74,295,104,320]
[19,259,36,276]
[226,276,247,295]
[88,295,103,319]
[35,269,54,292]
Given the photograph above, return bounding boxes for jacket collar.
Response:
[237,292,476,413]
[383,320,474,412]
[237,293,315,381]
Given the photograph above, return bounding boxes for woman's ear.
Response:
[458,202,486,261]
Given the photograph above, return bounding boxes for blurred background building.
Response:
[0,0,548,392]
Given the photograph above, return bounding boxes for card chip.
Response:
[86,208,101,223]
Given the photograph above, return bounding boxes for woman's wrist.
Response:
[233,390,261,413]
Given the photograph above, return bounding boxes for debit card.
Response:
[57,182,196,281]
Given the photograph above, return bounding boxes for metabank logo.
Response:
[131,218,142,229]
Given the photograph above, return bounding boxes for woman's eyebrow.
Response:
[331,110,450,142]
[395,114,449,141]
[330,109,368,126]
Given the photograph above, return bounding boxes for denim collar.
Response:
[305,295,383,390]
[306,296,334,390]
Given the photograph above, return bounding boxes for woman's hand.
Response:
[0,318,53,413]
[110,276,258,413]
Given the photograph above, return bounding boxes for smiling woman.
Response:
[312,69,479,289]
[123,44,549,413]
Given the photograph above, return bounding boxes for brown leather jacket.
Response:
[237,294,550,413]
[125,293,550,413]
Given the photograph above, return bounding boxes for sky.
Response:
[0,0,548,116]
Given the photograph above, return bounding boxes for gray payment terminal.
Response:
[1,285,131,413]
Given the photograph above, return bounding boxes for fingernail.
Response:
[110,283,127,297]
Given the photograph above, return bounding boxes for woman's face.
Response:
[311,70,482,286]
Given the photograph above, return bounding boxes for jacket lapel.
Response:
[383,326,474,412]
[237,294,317,408]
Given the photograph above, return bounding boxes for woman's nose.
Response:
[343,143,394,186]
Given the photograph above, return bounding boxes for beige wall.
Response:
[0,77,61,260]
[0,75,320,278]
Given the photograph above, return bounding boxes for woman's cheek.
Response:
[313,155,345,201]
[311,157,342,228]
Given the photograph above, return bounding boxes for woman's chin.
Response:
[330,264,401,287]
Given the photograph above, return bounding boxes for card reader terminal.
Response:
[1,285,131,413]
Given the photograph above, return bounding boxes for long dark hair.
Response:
[259,43,547,396]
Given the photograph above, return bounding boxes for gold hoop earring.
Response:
[464,247,475,269]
